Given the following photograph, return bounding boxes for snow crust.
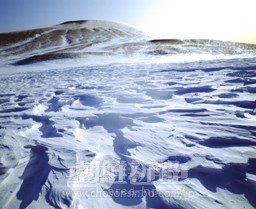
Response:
[0,20,256,209]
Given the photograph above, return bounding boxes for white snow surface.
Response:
[0,20,256,209]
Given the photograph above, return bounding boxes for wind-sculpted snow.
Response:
[0,20,256,209]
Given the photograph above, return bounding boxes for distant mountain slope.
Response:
[0,20,256,65]
[0,20,146,65]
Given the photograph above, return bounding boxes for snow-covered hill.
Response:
[0,20,256,209]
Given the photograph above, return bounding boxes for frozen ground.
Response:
[0,20,256,209]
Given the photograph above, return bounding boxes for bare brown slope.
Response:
[0,28,49,47]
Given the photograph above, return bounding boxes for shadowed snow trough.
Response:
[0,20,256,209]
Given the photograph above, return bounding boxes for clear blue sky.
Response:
[0,0,157,32]
[0,0,256,43]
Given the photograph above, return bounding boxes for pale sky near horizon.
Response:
[0,0,255,44]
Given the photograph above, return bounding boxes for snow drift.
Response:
[0,20,256,209]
